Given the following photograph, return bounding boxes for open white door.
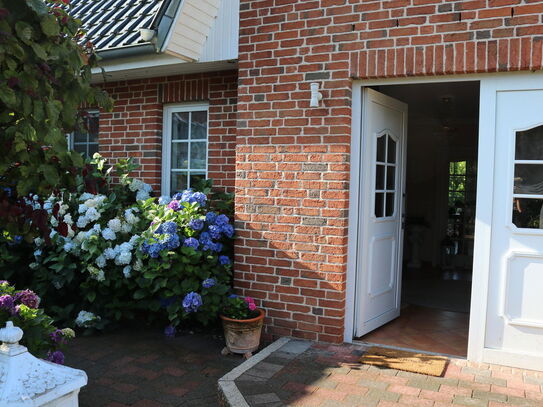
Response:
[483,87,543,370]
[355,88,407,337]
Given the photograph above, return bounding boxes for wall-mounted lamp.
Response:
[139,28,157,43]
[309,82,323,108]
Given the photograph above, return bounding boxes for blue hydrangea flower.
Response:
[148,243,164,258]
[14,235,23,244]
[219,255,231,265]
[182,292,202,313]
[164,325,176,338]
[178,190,207,206]
[198,232,213,251]
[228,294,238,299]
[202,278,216,288]
[157,221,177,235]
[212,242,223,253]
[158,196,172,205]
[188,218,204,231]
[214,214,229,226]
[172,192,183,200]
[165,233,180,250]
[208,225,222,240]
[160,296,178,308]
[221,224,234,238]
[205,212,217,224]
[183,237,199,250]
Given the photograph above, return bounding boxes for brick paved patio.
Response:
[229,340,543,407]
[64,329,240,407]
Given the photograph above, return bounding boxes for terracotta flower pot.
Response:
[220,308,265,359]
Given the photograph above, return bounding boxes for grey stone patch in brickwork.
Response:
[302,217,326,226]
[302,163,328,171]
[245,393,281,405]
[305,72,330,81]
[312,307,323,316]
[280,277,292,286]
[277,340,312,356]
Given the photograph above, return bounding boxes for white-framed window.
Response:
[162,103,209,196]
[68,110,99,158]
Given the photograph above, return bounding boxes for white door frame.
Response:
[346,71,543,366]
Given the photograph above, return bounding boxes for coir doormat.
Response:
[359,346,449,377]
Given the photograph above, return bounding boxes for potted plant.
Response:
[220,295,264,359]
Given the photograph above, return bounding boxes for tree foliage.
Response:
[0,0,112,235]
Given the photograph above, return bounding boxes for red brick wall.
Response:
[235,0,543,343]
[98,70,238,193]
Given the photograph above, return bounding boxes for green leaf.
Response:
[87,291,96,302]
[26,0,49,15]
[133,289,147,300]
[40,15,60,37]
[40,164,60,186]
[31,43,47,60]
[15,22,32,44]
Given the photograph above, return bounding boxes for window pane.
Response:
[73,144,87,155]
[375,192,384,218]
[449,175,466,192]
[385,192,395,217]
[189,173,206,188]
[376,135,386,162]
[515,126,543,160]
[171,143,189,169]
[171,172,188,193]
[190,142,207,170]
[512,198,543,229]
[73,130,87,143]
[172,112,189,140]
[88,143,99,157]
[514,164,543,195]
[88,115,99,141]
[386,166,395,190]
[375,164,385,190]
[191,111,207,140]
[387,136,396,163]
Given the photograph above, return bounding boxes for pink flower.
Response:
[248,302,257,311]
[244,296,254,304]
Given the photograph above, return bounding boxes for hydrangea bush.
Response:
[2,156,235,332]
[0,281,73,363]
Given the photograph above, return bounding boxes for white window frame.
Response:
[67,110,100,158]
[161,103,209,196]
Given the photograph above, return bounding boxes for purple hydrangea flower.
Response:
[167,200,181,211]
[182,292,203,313]
[205,212,217,224]
[14,289,40,309]
[183,237,199,250]
[0,295,14,312]
[219,256,231,266]
[0,280,9,285]
[47,350,65,365]
[50,329,67,345]
[202,278,216,288]
[164,325,176,338]
[188,218,204,231]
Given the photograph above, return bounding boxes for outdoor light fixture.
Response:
[310,82,323,107]
[139,28,157,43]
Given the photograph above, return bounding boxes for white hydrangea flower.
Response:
[123,266,132,278]
[75,310,100,327]
[63,242,74,253]
[136,190,150,201]
[120,222,132,234]
[66,227,75,238]
[76,216,89,228]
[58,204,69,216]
[63,214,73,225]
[78,204,88,214]
[43,201,53,212]
[107,218,122,233]
[125,210,139,225]
[49,230,57,239]
[158,195,171,205]
[79,193,94,201]
[96,255,106,268]
[133,258,143,271]
[84,198,97,208]
[93,224,101,233]
[34,237,44,247]
[103,247,117,260]
[101,228,116,241]
[50,217,58,227]
[34,249,42,258]
[85,207,100,222]
[29,262,39,270]
[142,183,152,193]
[129,179,144,192]
[75,231,86,243]
[129,235,140,245]
[115,251,132,265]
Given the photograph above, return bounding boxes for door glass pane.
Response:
[386,166,395,189]
[376,135,386,162]
[385,192,395,217]
[171,172,188,193]
[171,143,189,169]
[190,142,207,170]
[515,125,543,160]
[512,198,543,229]
[172,112,189,140]
[191,111,207,140]
[375,193,384,218]
[514,164,543,195]
[375,164,385,190]
[387,136,396,163]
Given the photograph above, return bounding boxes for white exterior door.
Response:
[483,86,543,370]
[355,89,407,337]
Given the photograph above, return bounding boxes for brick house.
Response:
[75,0,543,371]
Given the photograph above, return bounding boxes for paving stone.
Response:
[475,376,507,386]
[364,388,401,402]
[246,392,281,405]
[472,390,507,402]
[407,378,441,392]
[453,395,489,406]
